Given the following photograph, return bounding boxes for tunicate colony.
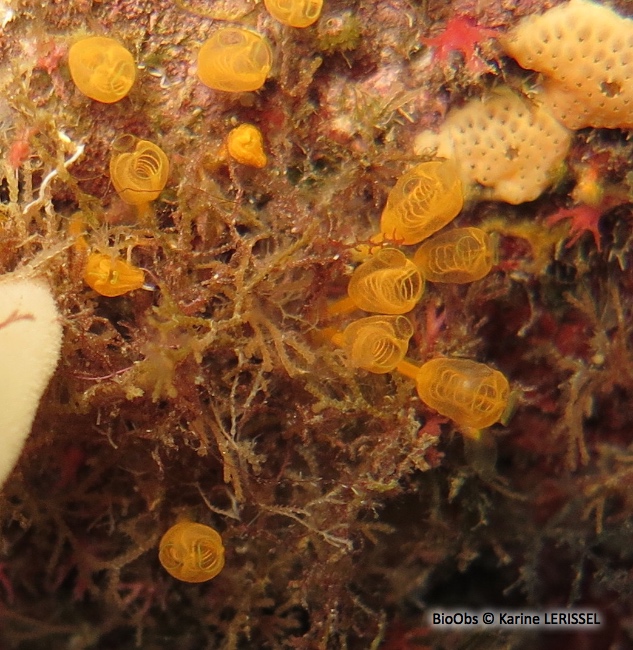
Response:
[41,0,633,581]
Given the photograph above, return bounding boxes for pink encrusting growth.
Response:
[421,16,499,74]
[546,162,629,252]
[546,205,604,251]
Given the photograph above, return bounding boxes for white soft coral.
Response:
[0,277,62,487]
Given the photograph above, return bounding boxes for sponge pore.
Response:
[502,0,633,129]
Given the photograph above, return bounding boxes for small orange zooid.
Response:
[83,253,145,297]
[159,522,226,583]
[226,124,267,168]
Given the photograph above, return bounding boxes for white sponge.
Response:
[502,0,633,129]
[415,89,571,204]
[0,277,62,487]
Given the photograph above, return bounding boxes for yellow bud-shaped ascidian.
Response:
[227,124,267,168]
[342,315,413,374]
[197,28,272,92]
[159,522,225,583]
[84,253,145,297]
[415,358,510,429]
[68,36,136,103]
[380,159,463,245]
[264,0,323,27]
[413,227,497,283]
[109,135,169,206]
[348,249,424,314]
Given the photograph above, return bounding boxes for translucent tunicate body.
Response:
[109,135,169,205]
[197,28,273,92]
[380,159,463,245]
[83,253,145,297]
[264,0,323,27]
[68,36,136,103]
[413,227,496,283]
[158,522,225,583]
[342,315,413,373]
[415,358,510,429]
[348,249,424,314]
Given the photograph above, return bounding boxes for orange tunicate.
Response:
[159,522,225,583]
[341,315,413,374]
[197,28,272,92]
[380,159,463,245]
[83,253,145,297]
[264,0,323,28]
[109,135,169,206]
[413,227,496,283]
[68,36,136,103]
[415,358,510,429]
[347,249,424,315]
[226,124,267,168]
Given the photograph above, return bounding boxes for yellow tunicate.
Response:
[380,159,463,246]
[341,315,413,374]
[83,253,145,297]
[347,249,424,315]
[415,358,510,429]
[264,0,323,28]
[68,36,136,103]
[109,135,169,206]
[227,124,267,168]
[159,522,225,583]
[197,28,273,92]
[413,227,497,283]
